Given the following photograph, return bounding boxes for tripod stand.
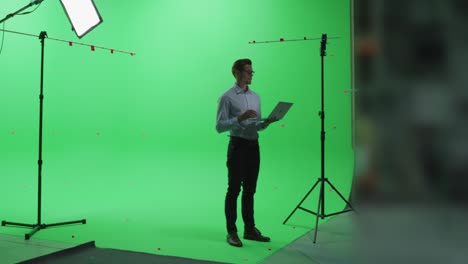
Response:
[283,34,355,243]
[1,31,86,240]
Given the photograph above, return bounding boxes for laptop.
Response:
[265,102,293,121]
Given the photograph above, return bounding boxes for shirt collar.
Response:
[234,83,250,94]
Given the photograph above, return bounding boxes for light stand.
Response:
[1,0,103,241]
[1,31,86,240]
[282,34,355,243]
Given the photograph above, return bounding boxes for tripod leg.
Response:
[25,225,43,240]
[45,219,86,228]
[2,221,35,228]
[283,180,320,224]
[326,179,356,212]
[313,183,324,243]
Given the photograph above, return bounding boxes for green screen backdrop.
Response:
[0,0,353,263]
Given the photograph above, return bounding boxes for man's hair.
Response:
[232,58,252,77]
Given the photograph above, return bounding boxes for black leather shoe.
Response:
[244,227,271,242]
[227,233,243,247]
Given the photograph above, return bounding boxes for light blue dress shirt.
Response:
[216,84,264,140]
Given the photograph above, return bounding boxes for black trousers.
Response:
[225,136,260,234]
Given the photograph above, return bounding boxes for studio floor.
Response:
[4,203,465,264]
[0,213,354,264]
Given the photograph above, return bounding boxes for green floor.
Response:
[0,149,353,263]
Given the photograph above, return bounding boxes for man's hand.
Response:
[238,110,258,122]
[261,117,279,128]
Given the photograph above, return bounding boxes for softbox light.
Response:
[59,0,103,38]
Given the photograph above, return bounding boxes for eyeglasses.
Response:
[243,70,255,75]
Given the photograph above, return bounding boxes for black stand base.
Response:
[2,219,86,240]
[283,177,355,243]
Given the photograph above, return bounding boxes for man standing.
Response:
[216,58,277,247]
